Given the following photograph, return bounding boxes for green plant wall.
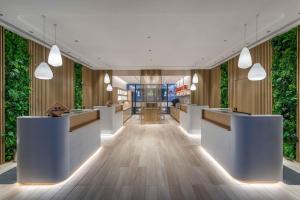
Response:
[74,63,83,109]
[220,62,228,108]
[271,27,297,160]
[4,30,30,161]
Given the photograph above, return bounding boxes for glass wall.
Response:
[127,84,176,114]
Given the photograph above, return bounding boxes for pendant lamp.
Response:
[35,16,53,80]
[104,72,110,84]
[192,73,198,84]
[190,83,196,91]
[248,14,266,81]
[48,24,62,67]
[106,84,113,92]
[238,24,252,69]
[248,63,266,81]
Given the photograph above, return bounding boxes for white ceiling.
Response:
[0,0,300,69]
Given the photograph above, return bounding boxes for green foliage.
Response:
[220,62,228,108]
[4,30,30,161]
[271,27,297,160]
[74,63,83,109]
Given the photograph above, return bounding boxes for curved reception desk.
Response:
[201,109,283,182]
[179,104,209,134]
[17,110,101,184]
[94,105,123,134]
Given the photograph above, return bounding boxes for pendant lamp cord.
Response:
[256,14,259,42]
[54,24,57,44]
[42,15,46,58]
[244,24,247,46]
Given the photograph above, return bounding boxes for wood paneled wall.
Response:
[228,41,272,114]
[297,26,300,161]
[191,69,211,105]
[209,66,221,108]
[82,68,113,107]
[82,66,93,108]
[191,67,220,108]
[91,70,112,106]
[0,26,4,164]
[29,41,74,115]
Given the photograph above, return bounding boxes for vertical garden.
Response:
[272,27,297,160]
[74,63,83,109]
[4,30,30,161]
[220,62,228,108]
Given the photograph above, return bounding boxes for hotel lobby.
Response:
[1,0,300,199]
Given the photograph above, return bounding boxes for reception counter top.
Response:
[179,104,209,134]
[94,105,123,134]
[17,109,101,184]
[201,109,283,182]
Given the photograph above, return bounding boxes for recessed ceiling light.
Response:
[224,40,227,42]
[267,30,271,33]
[74,40,79,43]
[147,36,151,39]
[67,51,71,54]
[0,13,3,17]
[97,57,101,60]
[246,42,250,45]
[148,49,152,52]
[29,30,34,34]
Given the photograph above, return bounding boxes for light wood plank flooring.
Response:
[0,115,299,200]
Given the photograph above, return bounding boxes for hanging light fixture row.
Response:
[34,15,63,80]
[238,14,266,81]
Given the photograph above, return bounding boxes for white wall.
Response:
[112,76,127,90]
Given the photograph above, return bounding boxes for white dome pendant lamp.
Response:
[35,15,53,80]
[106,84,113,92]
[190,83,196,91]
[192,73,198,84]
[48,24,62,67]
[248,63,266,81]
[104,72,110,84]
[238,24,252,69]
[248,14,266,81]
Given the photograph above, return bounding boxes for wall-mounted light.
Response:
[104,72,110,84]
[34,15,53,80]
[238,24,252,69]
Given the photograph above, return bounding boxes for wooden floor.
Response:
[0,115,300,200]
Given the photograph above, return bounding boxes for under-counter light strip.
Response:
[17,127,127,187]
[177,124,280,186]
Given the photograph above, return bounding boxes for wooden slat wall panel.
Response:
[228,41,272,114]
[29,41,74,116]
[209,66,221,108]
[92,70,112,106]
[0,26,4,164]
[191,69,210,105]
[82,66,93,108]
[297,26,300,161]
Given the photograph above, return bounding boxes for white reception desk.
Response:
[17,110,101,184]
[201,109,283,182]
[94,105,123,134]
[179,104,209,134]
